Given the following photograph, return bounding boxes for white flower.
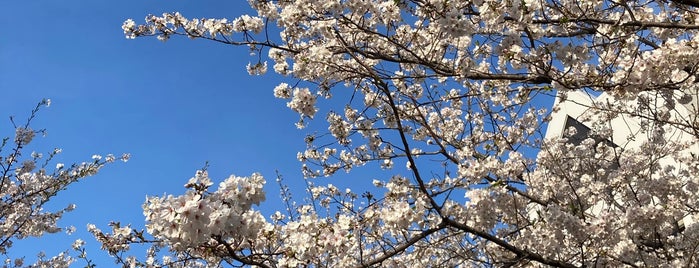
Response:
[122,19,137,39]
[287,88,317,118]
[232,15,264,33]
[274,83,292,99]
[246,62,268,75]
[15,127,34,144]
[72,239,85,250]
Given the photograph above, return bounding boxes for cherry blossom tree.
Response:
[101,0,699,266]
[0,100,128,267]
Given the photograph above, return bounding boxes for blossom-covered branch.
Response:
[109,0,699,266]
[0,100,128,267]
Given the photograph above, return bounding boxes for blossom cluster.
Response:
[113,0,699,266]
[143,170,267,250]
[122,12,263,41]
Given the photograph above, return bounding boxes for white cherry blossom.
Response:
[108,0,699,266]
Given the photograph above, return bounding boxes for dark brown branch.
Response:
[532,18,699,30]
[670,0,699,8]
[215,236,273,268]
[356,223,445,267]
[443,218,577,268]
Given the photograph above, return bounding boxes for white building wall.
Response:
[544,90,699,227]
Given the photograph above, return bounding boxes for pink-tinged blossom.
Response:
[287,87,317,121]
[110,0,699,266]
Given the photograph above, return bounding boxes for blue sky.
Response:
[0,1,383,265]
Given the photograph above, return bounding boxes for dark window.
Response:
[563,116,592,146]
[563,116,618,148]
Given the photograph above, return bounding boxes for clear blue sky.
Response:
[0,1,381,265]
